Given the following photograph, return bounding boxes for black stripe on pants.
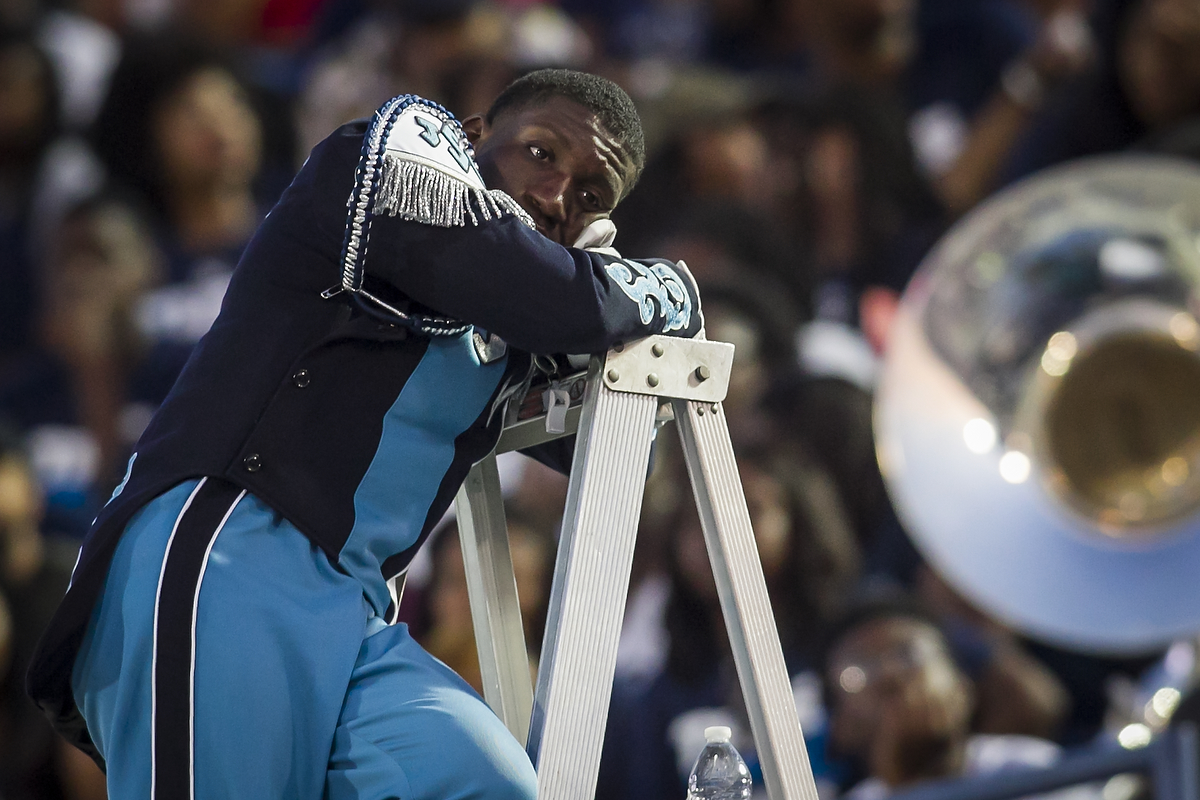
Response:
[153,477,245,800]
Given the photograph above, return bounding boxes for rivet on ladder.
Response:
[651,343,664,357]
[606,369,620,383]
[646,373,660,387]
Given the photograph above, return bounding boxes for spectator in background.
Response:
[752,90,945,331]
[92,34,263,298]
[1008,0,1200,176]
[788,0,1091,366]
[0,196,160,538]
[803,0,1092,216]
[914,566,1070,741]
[82,34,266,437]
[38,199,160,485]
[1122,0,1200,147]
[613,111,807,298]
[826,596,977,797]
[0,424,105,800]
[824,596,1086,800]
[0,34,59,365]
[298,0,506,155]
[298,0,593,156]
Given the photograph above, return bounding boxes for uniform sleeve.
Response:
[364,217,700,355]
[329,94,701,355]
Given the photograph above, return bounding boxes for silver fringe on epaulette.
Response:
[375,155,535,229]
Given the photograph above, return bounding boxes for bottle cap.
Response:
[704,726,732,743]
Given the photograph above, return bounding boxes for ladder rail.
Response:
[454,453,534,743]
[528,361,660,799]
[675,398,820,800]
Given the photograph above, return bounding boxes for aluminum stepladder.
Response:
[453,334,820,800]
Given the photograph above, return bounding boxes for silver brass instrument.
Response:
[875,155,1200,654]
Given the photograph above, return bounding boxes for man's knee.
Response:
[326,722,537,800]
[334,626,536,798]
[454,732,538,800]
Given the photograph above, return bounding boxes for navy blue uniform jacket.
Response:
[28,99,701,762]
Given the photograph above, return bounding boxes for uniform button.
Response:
[243,454,262,472]
[292,368,310,388]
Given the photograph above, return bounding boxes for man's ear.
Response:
[461,114,487,145]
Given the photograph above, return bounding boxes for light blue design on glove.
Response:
[603,259,693,333]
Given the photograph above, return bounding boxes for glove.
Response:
[572,218,620,256]
[672,259,705,339]
[567,219,621,368]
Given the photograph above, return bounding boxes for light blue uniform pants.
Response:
[72,478,537,799]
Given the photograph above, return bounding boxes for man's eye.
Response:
[528,145,549,160]
[581,190,603,211]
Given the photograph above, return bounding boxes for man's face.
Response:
[464,96,636,246]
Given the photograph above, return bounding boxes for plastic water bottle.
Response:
[686,726,753,800]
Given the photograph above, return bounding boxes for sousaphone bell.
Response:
[875,155,1200,655]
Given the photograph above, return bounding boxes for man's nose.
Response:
[528,172,570,224]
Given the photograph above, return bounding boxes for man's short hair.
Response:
[486,68,646,195]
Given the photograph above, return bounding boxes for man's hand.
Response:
[671,259,704,339]
[572,218,705,341]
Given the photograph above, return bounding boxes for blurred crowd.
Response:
[2,0,1200,797]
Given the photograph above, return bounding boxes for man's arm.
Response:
[309,98,700,355]
[365,217,699,355]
